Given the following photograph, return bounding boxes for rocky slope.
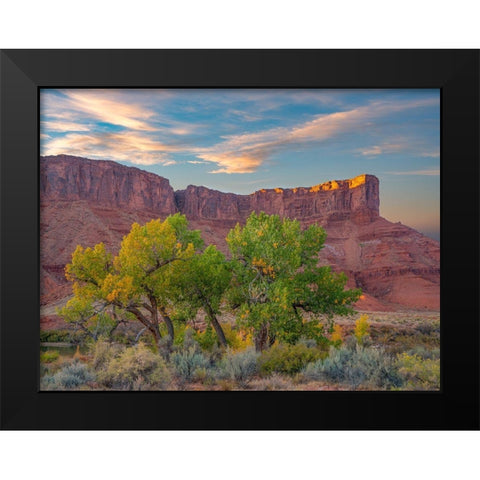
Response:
[40,155,440,315]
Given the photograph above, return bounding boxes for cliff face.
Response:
[176,174,379,225]
[41,155,178,216]
[40,155,439,313]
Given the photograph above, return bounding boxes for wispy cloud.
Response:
[41,120,91,132]
[42,131,180,166]
[386,169,440,176]
[420,151,440,158]
[194,98,438,174]
[358,143,404,156]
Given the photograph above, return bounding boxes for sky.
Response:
[40,89,440,240]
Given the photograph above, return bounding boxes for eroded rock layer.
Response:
[40,155,439,313]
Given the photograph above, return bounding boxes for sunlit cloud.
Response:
[386,169,440,176]
[193,98,438,174]
[41,120,91,132]
[64,91,156,131]
[42,131,181,166]
[187,160,207,164]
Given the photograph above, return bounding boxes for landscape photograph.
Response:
[39,88,440,391]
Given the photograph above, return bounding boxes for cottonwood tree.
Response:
[62,214,203,351]
[169,245,232,347]
[226,212,361,351]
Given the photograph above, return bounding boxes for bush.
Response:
[219,348,259,387]
[354,314,370,344]
[223,324,254,350]
[171,346,211,384]
[90,340,123,371]
[251,373,294,391]
[303,344,403,389]
[405,346,440,360]
[194,326,218,351]
[258,343,326,376]
[40,329,71,343]
[41,360,94,390]
[97,343,170,390]
[395,353,440,390]
[40,350,60,363]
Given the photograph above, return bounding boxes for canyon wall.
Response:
[40,155,440,314]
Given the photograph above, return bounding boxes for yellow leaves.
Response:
[354,314,370,344]
[257,231,263,237]
[102,274,134,304]
[331,324,344,343]
[273,242,278,248]
[252,257,267,268]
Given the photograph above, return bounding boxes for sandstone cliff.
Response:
[40,155,440,313]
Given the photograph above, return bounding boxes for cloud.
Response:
[41,120,91,132]
[193,98,438,174]
[63,91,156,131]
[187,160,207,164]
[42,131,181,166]
[358,143,404,156]
[386,169,440,176]
[420,151,440,158]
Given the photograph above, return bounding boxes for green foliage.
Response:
[61,214,203,348]
[219,348,259,387]
[227,212,361,350]
[258,343,326,376]
[40,329,71,343]
[395,353,440,390]
[41,360,94,390]
[171,345,211,383]
[40,350,60,363]
[96,343,171,390]
[303,344,402,389]
[194,326,218,351]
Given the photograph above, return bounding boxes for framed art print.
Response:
[1,50,479,429]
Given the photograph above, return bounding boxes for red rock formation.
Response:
[40,155,440,313]
[176,173,379,224]
[41,155,178,214]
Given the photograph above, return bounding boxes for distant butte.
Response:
[40,155,439,320]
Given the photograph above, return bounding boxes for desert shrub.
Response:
[296,336,318,349]
[219,348,259,387]
[223,324,254,350]
[251,373,294,391]
[303,344,402,389]
[40,350,60,363]
[330,324,344,346]
[171,345,211,383]
[41,360,94,390]
[406,346,440,360]
[354,314,370,344]
[258,343,326,376]
[395,353,440,390]
[90,340,124,371]
[97,343,170,390]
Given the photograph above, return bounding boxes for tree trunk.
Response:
[149,324,163,352]
[159,306,174,347]
[203,302,227,348]
[254,324,269,352]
